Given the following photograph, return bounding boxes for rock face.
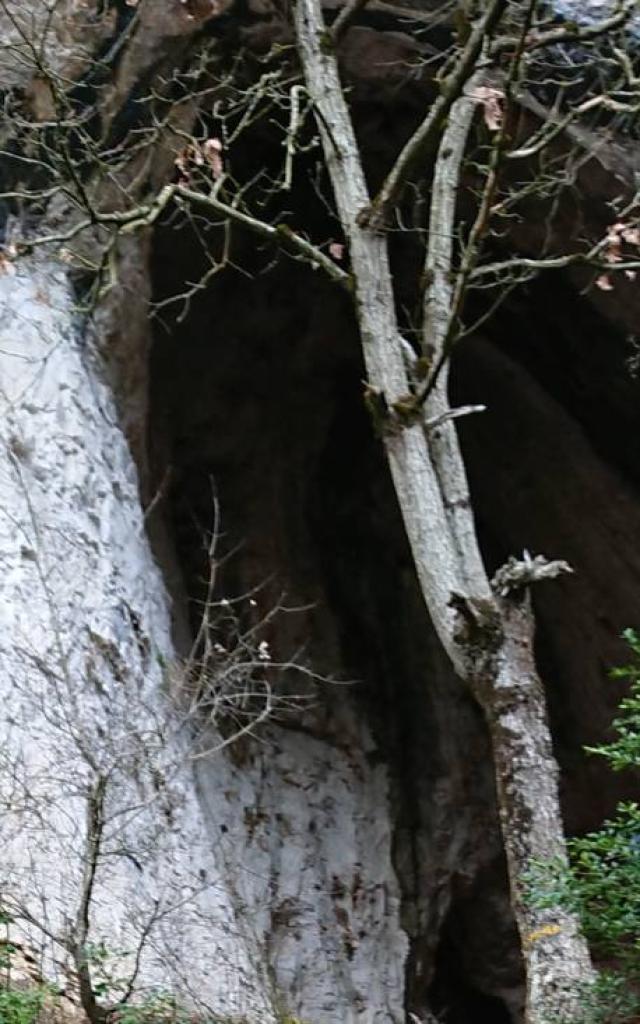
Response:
[0,259,275,1023]
[2,4,640,1024]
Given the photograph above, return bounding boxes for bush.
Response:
[529,628,640,1023]
[0,985,48,1024]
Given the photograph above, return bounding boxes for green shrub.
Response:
[113,993,188,1024]
[0,985,48,1024]
[529,628,640,1022]
[0,910,50,1024]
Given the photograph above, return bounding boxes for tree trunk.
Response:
[294,1,594,1018]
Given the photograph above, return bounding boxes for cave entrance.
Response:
[147,205,526,1021]
[427,927,517,1024]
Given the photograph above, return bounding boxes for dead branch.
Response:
[492,552,573,598]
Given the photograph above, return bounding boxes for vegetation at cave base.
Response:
[529,629,640,1023]
[0,986,49,1024]
[0,925,310,1024]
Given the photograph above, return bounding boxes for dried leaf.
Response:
[471,85,504,132]
[595,273,614,291]
[0,252,15,276]
[599,220,640,284]
[605,222,628,263]
[621,225,640,247]
[174,147,190,175]
[202,137,224,179]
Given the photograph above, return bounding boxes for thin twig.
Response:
[331,0,371,43]
[363,0,508,229]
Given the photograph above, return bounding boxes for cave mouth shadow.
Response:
[427,931,514,1024]
[424,891,520,1024]
[147,207,535,1021]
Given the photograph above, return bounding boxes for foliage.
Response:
[588,629,640,773]
[112,992,191,1024]
[0,984,258,1024]
[529,629,640,1022]
[0,986,48,1024]
[0,921,55,1024]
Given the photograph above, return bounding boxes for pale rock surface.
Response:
[0,257,408,1023]
[0,257,275,1020]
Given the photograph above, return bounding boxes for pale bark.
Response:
[421,77,489,596]
[294,2,594,1019]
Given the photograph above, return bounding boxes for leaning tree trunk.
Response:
[294,0,594,1019]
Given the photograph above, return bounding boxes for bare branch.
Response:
[424,404,486,432]
[418,76,489,591]
[331,0,371,43]
[492,0,637,58]
[174,184,352,288]
[362,0,508,230]
[73,775,107,1024]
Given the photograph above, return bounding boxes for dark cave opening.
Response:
[429,942,514,1024]
[477,273,640,496]
[428,937,514,1024]
[148,211,524,1019]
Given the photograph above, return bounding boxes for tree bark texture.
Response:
[294,2,594,1019]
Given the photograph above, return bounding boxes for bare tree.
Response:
[2,0,640,1021]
